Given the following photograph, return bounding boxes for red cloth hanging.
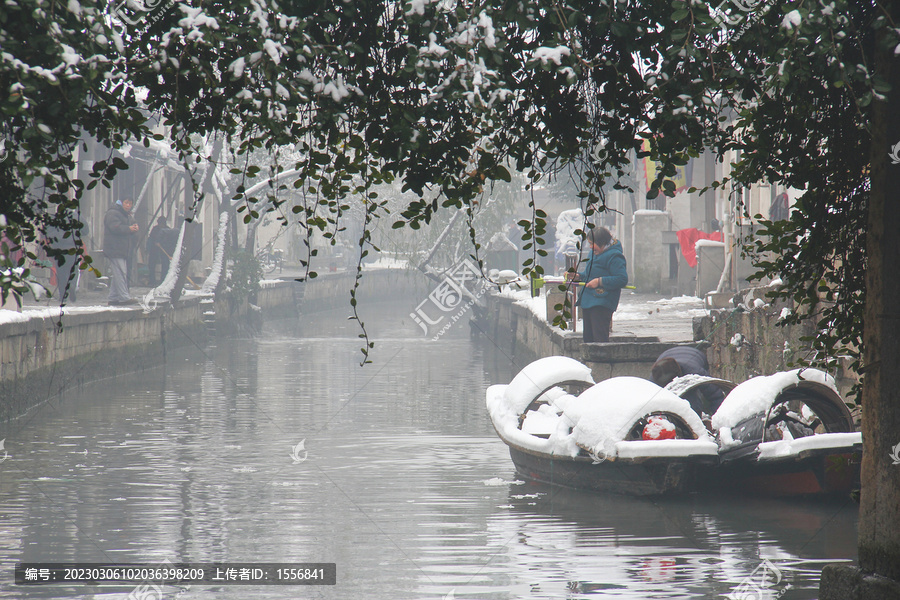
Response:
[675,228,723,268]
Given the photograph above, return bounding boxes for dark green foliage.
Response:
[2,0,896,370]
[224,248,262,305]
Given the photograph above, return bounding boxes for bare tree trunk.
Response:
[417,208,464,284]
[858,9,900,581]
[821,8,900,596]
[169,136,224,303]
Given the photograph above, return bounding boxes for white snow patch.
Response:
[487,231,517,251]
[496,288,547,322]
[0,305,135,326]
[501,356,594,415]
[562,377,710,458]
[711,369,838,430]
[363,256,409,270]
[782,9,802,30]
[178,6,219,31]
[757,432,862,459]
[665,374,724,398]
[406,0,427,16]
[615,295,706,322]
[483,477,524,486]
[615,439,719,459]
[555,209,585,258]
[229,56,245,78]
[532,45,571,65]
[200,212,228,295]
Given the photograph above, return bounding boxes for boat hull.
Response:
[508,445,716,496]
[505,444,861,497]
[702,449,862,497]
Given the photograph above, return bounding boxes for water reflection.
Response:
[487,484,856,599]
[0,301,856,599]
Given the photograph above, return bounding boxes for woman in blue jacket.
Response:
[573,227,628,343]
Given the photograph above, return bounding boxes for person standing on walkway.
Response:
[104,198,139,305]
[146,216,175,286]
[571,227,628,343]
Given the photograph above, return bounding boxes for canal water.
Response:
[0,301,858,599]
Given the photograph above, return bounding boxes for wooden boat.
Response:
[694,370,861,497]
[486,357,720,496]
[487,357,861,497]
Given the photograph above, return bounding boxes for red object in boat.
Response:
[643,416,677,440]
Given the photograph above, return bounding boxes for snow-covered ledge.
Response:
[485,291,682,382]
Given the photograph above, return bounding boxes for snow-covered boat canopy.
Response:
[665,373,735,399]
[561,377,715,459]
[487,357,717,461]
[488,358,857,464]
[711,368,849,431]
[502,356,594,415]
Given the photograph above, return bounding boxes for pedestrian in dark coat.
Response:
[651,346,726,416]
[103,198,139,305]
[146,216,175,286]
[571,227,628,343]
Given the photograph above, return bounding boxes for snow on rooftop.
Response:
[487,231,517,251]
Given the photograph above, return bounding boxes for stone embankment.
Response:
[486,289,858,399]
[485,292,677,381]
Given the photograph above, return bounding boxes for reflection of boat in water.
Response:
[486,357,861,497]
[497,480,858,595]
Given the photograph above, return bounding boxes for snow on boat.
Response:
[486,357,719,496]
[487,358,861,497]
[705,368,861,497]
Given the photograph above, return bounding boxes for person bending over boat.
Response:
[568,227,629,343]
[651,346,726,417]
